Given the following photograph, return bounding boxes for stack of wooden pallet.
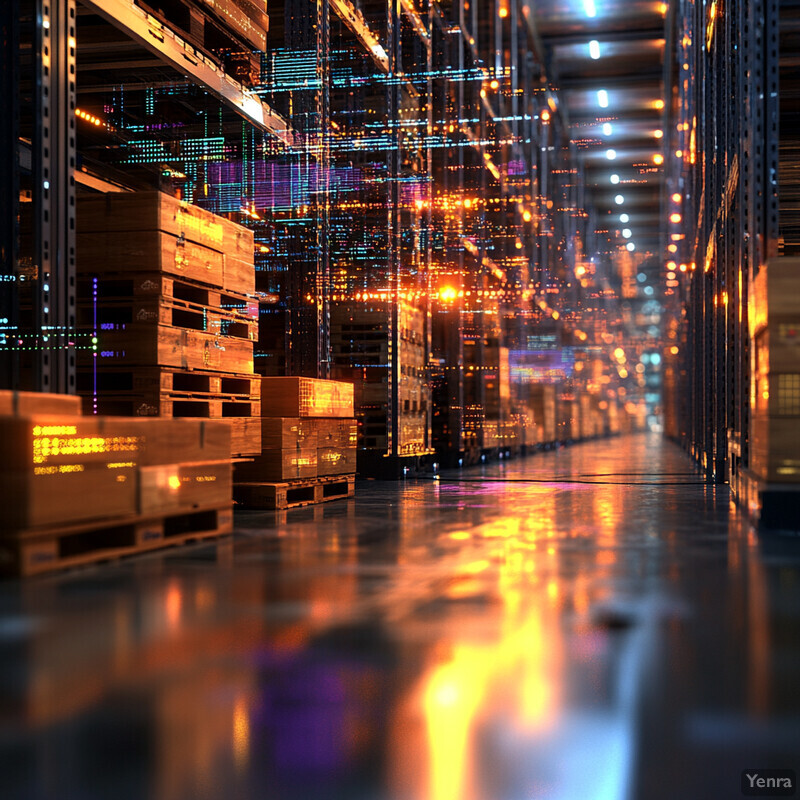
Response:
[0,390,233,577]
[76,191,261,459]
[234,377,357,509]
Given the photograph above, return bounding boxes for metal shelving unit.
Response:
[665,0,781,486]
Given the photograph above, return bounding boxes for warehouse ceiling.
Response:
[529,0,668,258]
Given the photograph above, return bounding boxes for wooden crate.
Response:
[234,475,355,510]
[0,503,233,578]
[78,230,225,288]
[134,418,232,465]
[234,448,317,482]
[0,416,145,531]
[260,417,318,449]
[260,377,354,418]
[139,460,232,516]
[78,192,253,259]
[0,390,81,417]
[0,416,236,531]
[89,323,254,374]
[315,418,358,448]
[317,446,357,476]
[228,417,261,458]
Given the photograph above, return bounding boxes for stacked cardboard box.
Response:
[77,191,260,458]
[0,390,233,575]
[235,377,357,484]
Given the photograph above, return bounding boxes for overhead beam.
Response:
[541,26,665,48]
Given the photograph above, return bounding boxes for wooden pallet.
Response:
[77,366,259,402]
[79,272,256,324]
[234,475,355,510]
[77,367,259,417]
[0,504,234,578]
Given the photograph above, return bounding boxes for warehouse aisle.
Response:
[2,434,799,800]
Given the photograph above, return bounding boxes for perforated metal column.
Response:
[35,0,77,394]
[0,0,20,388]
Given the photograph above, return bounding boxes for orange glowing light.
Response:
[670,213,682,224]
[499,5,509,16]
[654,154,664,165]
[654,129,664,139]
[523,210,532,222]
[541,109,551,122]
[672,193,682,203]
[670,346,680,355]
[440,286,458,302]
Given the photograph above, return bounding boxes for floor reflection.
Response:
[1,434,799,800]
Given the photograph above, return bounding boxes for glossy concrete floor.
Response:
[1,433,799,800]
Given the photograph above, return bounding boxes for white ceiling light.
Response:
[615,194,625,205]
[620,213,629,223]
[626,242,636,251]
[622,228,632,238]
[602,122,613,136]
[597,89,609,108]
[606,148,617,160]
[610,174,620,184]
[589,40,601,59]
[584,0,597,18]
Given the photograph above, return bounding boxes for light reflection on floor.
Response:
[1,433,799,800]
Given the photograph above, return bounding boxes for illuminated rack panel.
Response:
[665,0,781,484]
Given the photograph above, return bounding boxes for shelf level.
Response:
[79,0,295,147]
